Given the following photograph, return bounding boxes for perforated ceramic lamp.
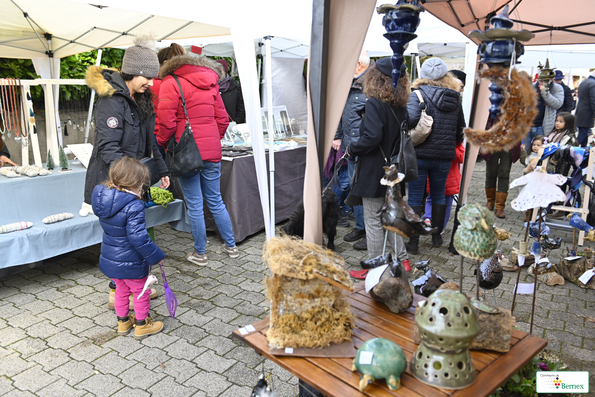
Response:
[410,290,479,390]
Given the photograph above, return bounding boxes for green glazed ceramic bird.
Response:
[453,204,498,260]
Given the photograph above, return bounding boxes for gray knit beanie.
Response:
[420,57,448,80]
[122,35,159,78]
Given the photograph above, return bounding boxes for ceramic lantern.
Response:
[411,289,479,389]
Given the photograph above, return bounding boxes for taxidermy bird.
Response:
[453,204,498,260]
[411,260,447,297]
[379,165,436,238]
[251,374,276,397]
[474,254,503,306]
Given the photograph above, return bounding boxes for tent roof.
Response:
[423,0,595,46]
[0,0,230,59]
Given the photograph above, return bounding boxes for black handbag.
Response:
[165,74,204,178]
[380,106,418,183]
[140,157,160,186]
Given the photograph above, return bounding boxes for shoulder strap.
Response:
[414,89,427,110]
[172,73,190,122]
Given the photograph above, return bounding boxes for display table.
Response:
[0,163,184,269]
[232,283,548,397]
[203,146,306,242]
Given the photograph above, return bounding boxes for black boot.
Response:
[405,206,424,255]
[431,204,447,247]
[360,253,392,269]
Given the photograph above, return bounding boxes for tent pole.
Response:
[264,36,276,234]
[85,48,102,144]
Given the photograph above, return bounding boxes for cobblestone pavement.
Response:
[1,160,593,396]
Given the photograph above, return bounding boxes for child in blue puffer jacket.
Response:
[92,157,165,340]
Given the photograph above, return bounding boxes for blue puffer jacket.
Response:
[92,184,165,280]
[407,85,465,161]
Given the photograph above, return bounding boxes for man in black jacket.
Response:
[553,70,576,113]
[576,71,595,147]
[332,50,371,250]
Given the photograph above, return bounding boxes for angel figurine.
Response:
[509,167,567,211]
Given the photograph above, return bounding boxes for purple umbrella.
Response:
[159,262,178,318]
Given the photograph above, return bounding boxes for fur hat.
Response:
[375,57,406,78]
[122,35,159,78]
[420,57,448,80]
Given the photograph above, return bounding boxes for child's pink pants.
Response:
[113,277,150,321]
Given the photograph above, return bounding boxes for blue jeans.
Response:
[177,161,236,254]
[578,126,591,147]
[348,158,365,230]
[407,158,451,207]
[332,165,350,208]
[524,126,544,149]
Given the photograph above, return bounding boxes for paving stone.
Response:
[7,312,44,329]
[562,344,595,362]
[0,287,19,299]
[26,320,64,339]
[238,279,264,293]
[52,295,87,310]
[184,370,232,396]
[160,358,201,383]
[102,335,143,357]
[185,287,220,301]
[196,335,237,356]
[50,360,95,386]
[71,302,105,319]
[126,346,170,370]
[3,292,37,307]
[201,319,237,337]
[0,353,34,377]
[234,301,266,317]
[74,275,105,287]
[180,299,215,314]
[210,294,242,308]
[163,339,205,361]
[75,373,124,397]
[28,348,71,371]
[92,351,135,376]
[68,341,111,363]
[148,375,197,397]
[45,330,86,350]
[204,307,240,323]
[176,311,213,327]
[141,332,180,349]
[57,316,95,334]
[2,389,36,396]
[169,326,207,344]
[36,378,87,397]
[193,350,236,373]
[230,315,261,328]
[564,321,595,339]
[18,282,50,295]
[119,362,166,389]
[235,291,266,305]
[0,375,14,394]
[239,270,265,283]
[8,337,48,359]
[218,384,254,397]
[20,300,55,316]
[34,289,67,302]
[11,365,60,393]
[224,346,265,368]
[223,361,259,386]
[0,327,28,347]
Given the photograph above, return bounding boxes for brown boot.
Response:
[117,314,136,335]
[134,317,163,340]
[485,188,496,211]
[495,192,508,219]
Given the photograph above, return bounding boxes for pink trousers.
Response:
[113,277,150,321]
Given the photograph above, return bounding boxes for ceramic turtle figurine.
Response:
[453,203,497,260]
[351,338,407,392]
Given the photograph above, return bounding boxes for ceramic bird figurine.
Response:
[493,225,512,241]
[379,165,437,238]
[453,204,498,260]
[474,254,503,306]
[251,374,276,397]
[411,261,447,297]
[567,213,593,233]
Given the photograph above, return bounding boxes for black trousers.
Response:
[485,151,512,193]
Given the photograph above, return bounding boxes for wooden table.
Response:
[232,283,548,397]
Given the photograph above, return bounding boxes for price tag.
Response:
[238,328,248,335]
[285,348,294,354]
[245,325,256,333]
[518,255,526,267]
[515,283,535,295]
[578,269,595,284]
[359,351,374,365]
[564,256,582,261]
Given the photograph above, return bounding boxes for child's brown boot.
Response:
[134,317,163,340]
[117,314,136,335]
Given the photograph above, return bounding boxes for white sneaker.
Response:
[221,244,239,258]
[187,252,208,265]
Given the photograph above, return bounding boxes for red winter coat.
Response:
[427,142,464,196]
[150,78,162,135]
[157,55,229,162]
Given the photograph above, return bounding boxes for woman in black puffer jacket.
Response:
[405,58,465,254]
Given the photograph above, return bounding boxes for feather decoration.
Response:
[466,67,538,153]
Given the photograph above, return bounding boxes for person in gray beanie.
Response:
[84,34,170,314]
[404,57,465,254]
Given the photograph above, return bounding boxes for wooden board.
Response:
[232,282,547,397]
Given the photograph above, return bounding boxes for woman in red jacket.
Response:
[157,54,238,266]
[423,142,464,230]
